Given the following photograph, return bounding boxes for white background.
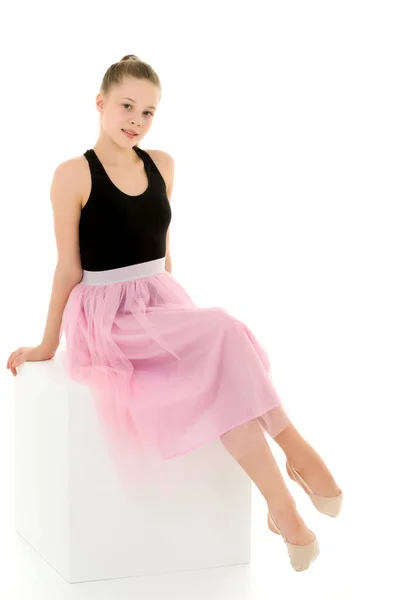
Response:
[1,1,399,598]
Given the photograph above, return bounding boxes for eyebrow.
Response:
[122,97,157,110]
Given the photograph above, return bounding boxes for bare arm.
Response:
[164,153,175,274]
[40,160,84,352]
[146,149,175,273]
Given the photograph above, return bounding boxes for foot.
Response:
[274,425,342,498]
[287,451,341,499]
[270,506,316,546]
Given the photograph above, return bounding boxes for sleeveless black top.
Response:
[79,146,171,271]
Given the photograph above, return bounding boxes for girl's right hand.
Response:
[6,344,57,377]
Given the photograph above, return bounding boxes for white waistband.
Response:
[81,257,166,285]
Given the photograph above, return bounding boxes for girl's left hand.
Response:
[6,344,56,377]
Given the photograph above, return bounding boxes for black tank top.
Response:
[79,146,171,271]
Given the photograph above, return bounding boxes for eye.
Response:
[123,104,154,117]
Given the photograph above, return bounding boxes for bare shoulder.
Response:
[52,155,92,210]
[53,155,88,182]
[144,149,174,192]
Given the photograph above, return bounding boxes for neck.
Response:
[93,137,139,167]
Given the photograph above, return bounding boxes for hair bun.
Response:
[120,54,139,62]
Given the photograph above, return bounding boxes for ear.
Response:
[96,93,104,114]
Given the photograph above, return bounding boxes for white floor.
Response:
[2,371,398,600]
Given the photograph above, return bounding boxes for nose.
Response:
[130,113,143,127]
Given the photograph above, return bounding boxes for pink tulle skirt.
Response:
[60,256,291,496]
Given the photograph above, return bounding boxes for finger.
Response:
[7,353,17,369]
[10,353,21,367]
[8,348,26,371]
[12,359,21,372]
[8,348,22,366]
[13,353,26,368]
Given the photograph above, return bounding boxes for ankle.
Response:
[287,449,320,472]
[270,507,314,544]
[287,452,342,497]
[269,498,297,521]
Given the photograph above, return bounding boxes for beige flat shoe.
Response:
[268,513,320,572]
[286,460,343,518]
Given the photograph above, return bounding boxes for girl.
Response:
[6,55,342,572]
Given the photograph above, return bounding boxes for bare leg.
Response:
[220,419,315,545]
[273,422,341,497]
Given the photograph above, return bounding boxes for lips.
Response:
[122,129,138,135]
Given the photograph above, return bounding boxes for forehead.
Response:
[114,77,159,108]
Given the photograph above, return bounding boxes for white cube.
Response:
[14,348,252,584]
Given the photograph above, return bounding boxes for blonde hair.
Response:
[100,54,161,96]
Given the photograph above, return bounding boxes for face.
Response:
[96,76,160,146]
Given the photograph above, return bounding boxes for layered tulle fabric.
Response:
[60,257,291,496]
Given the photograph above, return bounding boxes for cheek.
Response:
[102,111,121,128]
[115,114,126,130]
[107,108,123,123]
